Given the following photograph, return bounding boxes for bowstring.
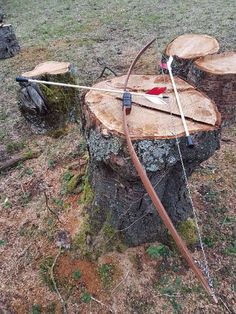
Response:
[158,48,216,297]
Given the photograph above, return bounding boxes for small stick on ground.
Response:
[0,149,41,172]
[218,296,234,314]
[50,247,68,314]
[111,271,130,293]
[44,191,62,223]
[91,296,114,313]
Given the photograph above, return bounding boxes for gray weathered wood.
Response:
[0,24,20,59]
[18,61,79,134]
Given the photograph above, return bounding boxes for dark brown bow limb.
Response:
[122,38,217,303]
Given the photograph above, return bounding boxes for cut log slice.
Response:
[22,61,71,77]
[0,24,20,59]
[166,34,220,59]
[80,74,221,249]
[18,61,79,134]
[188,52,236,125]
[162,34,220,79]
[84,74,221,140]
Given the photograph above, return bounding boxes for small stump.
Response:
[81,74,221,248]
[18,61,79,134]
[188,52,236,125]
[162,34,219,80]
[0,24,20,59]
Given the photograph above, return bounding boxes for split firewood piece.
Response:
[161,34,219,80]
[0,24,20,59]
[188,52,236,126]
[79,74,221,249]
[18,61,79,135]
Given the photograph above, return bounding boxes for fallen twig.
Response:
[91,296,114,313]
[0,149,41,172]
[44,192,62,223]
[17,243,32,260]
[50,247,68,314]
[111,271,130,293]
[218,296,234,314]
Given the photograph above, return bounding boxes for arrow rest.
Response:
[122,91,132,114]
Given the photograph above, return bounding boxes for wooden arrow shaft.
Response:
[24,78,167,100]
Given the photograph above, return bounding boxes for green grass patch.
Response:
[98,263,114,289]
[81,292,91,303]
[146,244,170,259]
[39,256,54,291]
[72,270,81,280]
[6,140,26,153]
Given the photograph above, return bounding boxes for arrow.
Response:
[16,76,168,105]
[167,56,194,148]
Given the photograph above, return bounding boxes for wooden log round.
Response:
[81,74,221,248]
[18,61,79,135]
[161,34,219,80]
[187,52,236,126]
[0,24,20,59]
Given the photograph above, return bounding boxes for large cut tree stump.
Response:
[187,52,236,125]
[81,74,221,248]
[18,61,79,134]
[161,34,219,80]
[0,24,20,59]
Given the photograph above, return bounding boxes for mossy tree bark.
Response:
[81,74,221,249]
[0,24,20,59]
[18,61,79,135]
[187,52,236,126]
[161,34,219,80]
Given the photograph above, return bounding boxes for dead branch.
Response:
[111,271,130,293]
[0,149,41,172]
[50,247,68,314]
[91,296,114,313]
[44,192,62,223]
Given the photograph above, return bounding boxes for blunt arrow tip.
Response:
[16,76,29,83]
[187,135,194,148]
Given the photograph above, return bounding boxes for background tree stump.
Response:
[0,24,20,59]
[161,34,219,80]
[18,61,79,135]
[187,52,236,125]
[81,74,221,249]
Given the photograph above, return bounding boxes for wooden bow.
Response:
[122,38,217,303]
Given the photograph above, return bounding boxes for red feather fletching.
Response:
[146,87,166,95]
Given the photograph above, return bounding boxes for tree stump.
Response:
[0,24,20,59]
[18,61,79,135]
[81,74,221,248]
[161,34,219,80]
[187,52,236,125]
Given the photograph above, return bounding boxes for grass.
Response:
[31,304,41,314]
[81,291,92,303]
[6,140,26,153]
[154,275,184,313]
[39,256,54,291]
[146,244,170,259]
[98,263,114,289]
[72,270,81,280]
[0,0,236,313]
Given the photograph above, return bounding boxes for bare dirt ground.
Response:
[0,0,235,313]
